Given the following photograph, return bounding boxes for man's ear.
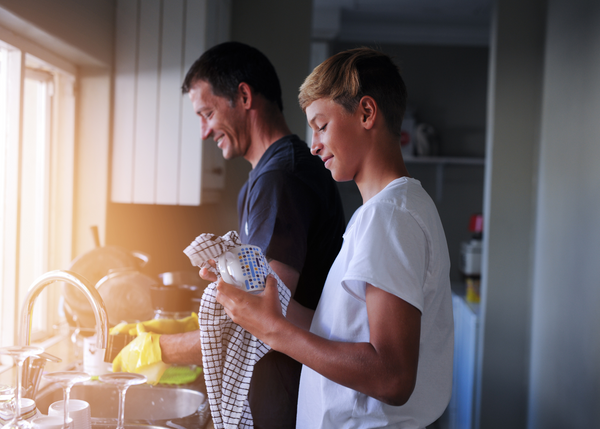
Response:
[358,96,377,130]
[237,82,253,109]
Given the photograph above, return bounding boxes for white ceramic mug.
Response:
[217,245,269,293]
[48,399,90,429]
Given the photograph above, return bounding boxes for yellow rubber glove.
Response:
[110,313,199,385]
[109,312,199,336]
[111,329,167,384]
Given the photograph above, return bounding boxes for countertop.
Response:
[0,334,215,429]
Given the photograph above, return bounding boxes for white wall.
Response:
[528,0,600,427]
[74,68,112,255]
[479,0,600,428]
[477,0,545,427]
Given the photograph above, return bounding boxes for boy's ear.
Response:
[358,96,377,130]
[237,82,253,109]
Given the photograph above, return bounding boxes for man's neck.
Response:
[244,110,291,168]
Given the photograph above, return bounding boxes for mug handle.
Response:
[217,252,237,285]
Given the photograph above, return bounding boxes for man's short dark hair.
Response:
[182,41,283,112]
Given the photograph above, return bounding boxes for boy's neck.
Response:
[355,136,410,203]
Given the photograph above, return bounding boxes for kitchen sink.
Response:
[35,381,209,428]
[91,425,170,429]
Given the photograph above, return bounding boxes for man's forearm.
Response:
[159,330,203,365]
[285,299,314,330]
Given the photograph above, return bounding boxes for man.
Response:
[160,41,345,428]
[215,47,454,428]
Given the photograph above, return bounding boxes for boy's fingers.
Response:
[265,274,278,290]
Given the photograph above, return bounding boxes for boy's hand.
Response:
[215,274,283,343]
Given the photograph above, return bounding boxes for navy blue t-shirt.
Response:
[237,134,345,310]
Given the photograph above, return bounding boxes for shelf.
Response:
[404,156,485,166]
[404,156,485,203]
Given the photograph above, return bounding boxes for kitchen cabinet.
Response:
[111,0,230,206]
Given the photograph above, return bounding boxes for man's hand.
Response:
[199,259,218,283]
[215,275,285,344]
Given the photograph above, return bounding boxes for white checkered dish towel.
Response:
[184,231,291,429]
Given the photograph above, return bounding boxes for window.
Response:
[0,39,76,361]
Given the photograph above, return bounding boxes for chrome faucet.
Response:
[19,270,109,398]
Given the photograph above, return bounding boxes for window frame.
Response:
[0,38,77,367]
[0,41,24,366]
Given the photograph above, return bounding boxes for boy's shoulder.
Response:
[368,176,426,206]
[347,177,436,231]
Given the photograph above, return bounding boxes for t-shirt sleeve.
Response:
[341,202,427,313]
[244,170,311,273]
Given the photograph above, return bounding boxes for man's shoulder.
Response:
[257,135,325,177]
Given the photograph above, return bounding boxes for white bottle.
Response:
[83,335,111,377]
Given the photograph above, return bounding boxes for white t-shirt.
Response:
[296,177,454,429]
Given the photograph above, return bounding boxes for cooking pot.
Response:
[62,243,151,330]
[96,267,157,326]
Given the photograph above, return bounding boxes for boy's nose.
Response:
[311,140,323,156]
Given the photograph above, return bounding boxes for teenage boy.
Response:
[160,42,345,428]
[214,47,454,428]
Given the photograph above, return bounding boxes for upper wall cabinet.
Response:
[111,0,230,205]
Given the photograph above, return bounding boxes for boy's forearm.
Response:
[267,318,414,406]
[266,285,421,407]
[159,330,203,365]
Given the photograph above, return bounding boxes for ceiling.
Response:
[312,0,494,46]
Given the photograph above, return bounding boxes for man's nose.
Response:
[200,120,212,140]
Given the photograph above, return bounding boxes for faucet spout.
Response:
[19,270,108,399]
[20,270,109,349]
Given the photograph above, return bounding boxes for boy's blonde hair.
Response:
[299,47,408,136]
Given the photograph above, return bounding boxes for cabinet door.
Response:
[111,0,228,205]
